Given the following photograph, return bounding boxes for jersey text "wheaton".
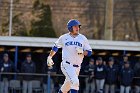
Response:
[65,41,82,47]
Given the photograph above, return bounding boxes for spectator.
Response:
[84,58,95,93]
[105,57,119,93]
[94,57,106,93]
[134,58,140,93]
[103,61,107,66]
[42,61,56,93]
[120,54,130,69]
[52,55,62,93]
[21,54,36,93]
[0,53,14,93]
[79,73,86,93]
[119,61,134,93]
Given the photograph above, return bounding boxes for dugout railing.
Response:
[0,72,140,93]
[0,72,88,93]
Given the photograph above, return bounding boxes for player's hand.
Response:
[47,56,54,67]
[76,47,83,55]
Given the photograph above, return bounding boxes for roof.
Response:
[0,36,140,51]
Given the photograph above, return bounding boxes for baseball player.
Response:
[47,19,92,93]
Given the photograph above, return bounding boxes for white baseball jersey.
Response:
[55,32,92,66]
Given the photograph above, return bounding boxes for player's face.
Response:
[123,56,128,61]
[72,25,80,34]
[26,56,31,62]
[98,60,103,64]
[109,61,114,65]
[3,56,9,62]
[89,61,94,65]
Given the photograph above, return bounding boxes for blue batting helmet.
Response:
[67,19,81,31]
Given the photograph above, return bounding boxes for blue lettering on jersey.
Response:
[65,41,82,47]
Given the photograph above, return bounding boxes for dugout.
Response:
[0,36,140,73]
[0,36,140,93]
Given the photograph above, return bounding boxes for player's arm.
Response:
[47,36,63,67]
[83,50,92,56]
[76,42,92,56]
[83,36,92,56]
[76,47,92,56]
[47,46,58,67]
[48,50,56,57]
[48,46,58,57]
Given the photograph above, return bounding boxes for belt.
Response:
[66,61,79,67]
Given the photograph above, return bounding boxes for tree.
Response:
[30,0,56,37]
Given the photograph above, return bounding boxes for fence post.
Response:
[47,67,51,93]
[14,46,18,93]
[14,46,18,79]
[123,50,126,55]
